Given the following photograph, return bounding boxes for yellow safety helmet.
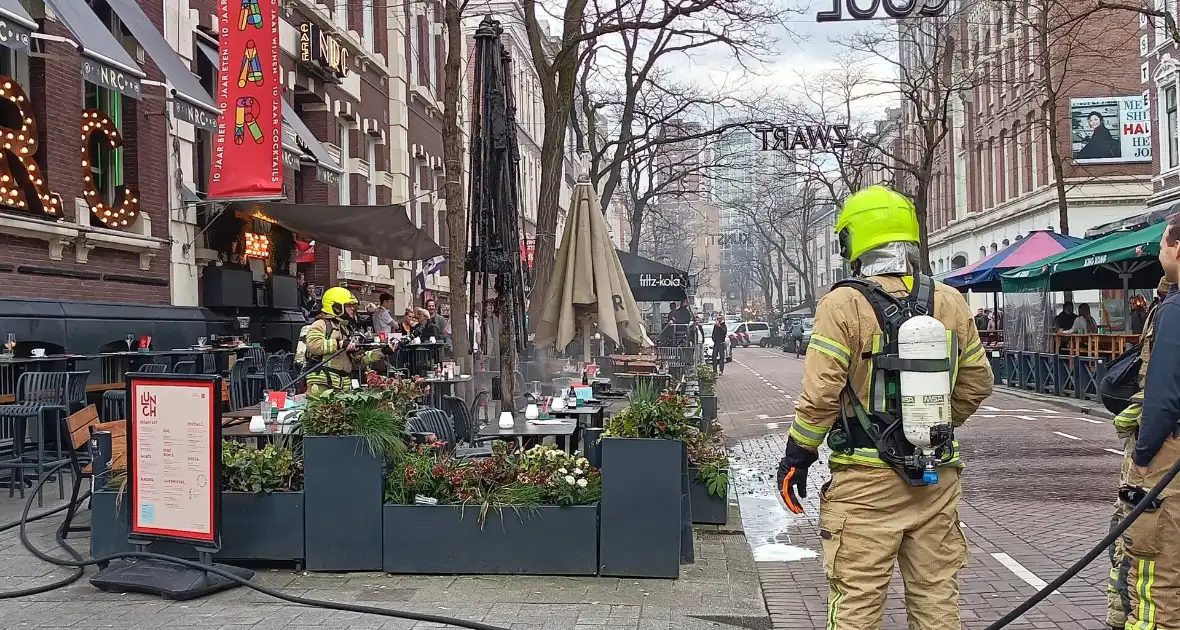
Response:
[321,286,358,318]
[834,185,921,263]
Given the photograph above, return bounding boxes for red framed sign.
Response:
[127,374,223,545]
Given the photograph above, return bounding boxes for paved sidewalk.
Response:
[0,491,769,630]
[721,351,1119,630]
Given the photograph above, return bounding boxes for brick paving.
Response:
[720,346,1121,630]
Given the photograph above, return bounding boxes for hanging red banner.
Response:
[208,0,283,199]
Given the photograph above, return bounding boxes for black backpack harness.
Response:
[825,274,957,486]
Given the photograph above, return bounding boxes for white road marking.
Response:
[991,553,1050,590]
[1015,415,1038,421]
[1069,416,1103,425]
[1052,431,1081,441]
[1105,448,1126,456]
[979,405,1002,412]
[756,414,769,420]
[1037,409,1061,414]
[766,422,780,430]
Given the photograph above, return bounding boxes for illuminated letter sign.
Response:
[754,125,850,151]
[0,77,60,217]
[816,0,950,22]
[298,22,349,79]
[81,109,140,228]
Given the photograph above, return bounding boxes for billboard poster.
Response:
[1069,96,1151,164]
[208,0,283,199]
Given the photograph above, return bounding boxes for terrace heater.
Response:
[466,17,527,405]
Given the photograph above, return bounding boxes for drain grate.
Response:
[689,614,774,629]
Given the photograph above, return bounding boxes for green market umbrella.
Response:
[1002,222,1166,293]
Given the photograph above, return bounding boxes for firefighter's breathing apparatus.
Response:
[0,332,502,629]
[781,272,1180,628]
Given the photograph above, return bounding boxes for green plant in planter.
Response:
[604,380,695,440]
[221,440,303,492]
[695,364,716,395]
[299,387,411,460]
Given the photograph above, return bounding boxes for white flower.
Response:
[573,468,584,476]
[564,475,576,485]
[576,478,588,488]
[546,450,560,458]
[557,467,568,475]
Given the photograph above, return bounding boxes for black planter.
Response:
[688,467,729,525]
[90,489,304,564]
[599,437,685,578]
[382,504,598,575]
[700,394,717,421]
[303,435,384,571]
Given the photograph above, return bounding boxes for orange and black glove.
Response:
[776,439,818,514]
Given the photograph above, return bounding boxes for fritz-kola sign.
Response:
[639,273,686,288]
[755,125,849,151]
[816,0,951,22]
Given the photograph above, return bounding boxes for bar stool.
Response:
[0,371,74,506]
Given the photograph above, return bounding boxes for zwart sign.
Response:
[816,0,951,22]
[755,124,849,151]
[639,273,686,288]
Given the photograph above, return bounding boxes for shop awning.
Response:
[939,231,1086,292]
[196,40,339,180]
[0,0,35,52]
[1085,201,1180,239]
[1002,223,1167,293]
[615,248,689,302]
[237,201,445,261]
[44,0,145,99]
[106,0,218,129]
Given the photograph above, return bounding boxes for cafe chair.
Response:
[0,371,73,506]
[201,352,218,375]
[441,394,479,445]
[273,371,294,393]
[64,371,90,415]
[406,407,495,459]
[468,390,489,431]
[229,357,254,411]
[552,377,575,393]
[172,360,196,374]
[138,363,168,374]
[100,390,126,422]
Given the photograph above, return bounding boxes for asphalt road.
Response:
[720,346,1121,630]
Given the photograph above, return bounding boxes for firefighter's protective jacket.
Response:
[304,316,384,390]
[788,274,994,469]
[1113,276,1174,437]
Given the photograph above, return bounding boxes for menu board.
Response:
[129,379,217,542]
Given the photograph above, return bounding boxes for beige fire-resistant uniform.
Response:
[1107,276,1171,628]
[788,274,993,629]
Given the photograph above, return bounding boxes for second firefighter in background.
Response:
[777,185,993,629]
[303,286,398,396]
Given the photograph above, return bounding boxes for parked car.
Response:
[731,321,771,347]
[701,324,734,363]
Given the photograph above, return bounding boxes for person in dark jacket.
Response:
[1122,213,1180,630]
[710,315,728,374]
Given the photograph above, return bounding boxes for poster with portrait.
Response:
[1070,96,1152,164]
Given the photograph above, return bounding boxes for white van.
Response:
[732,321,771,347]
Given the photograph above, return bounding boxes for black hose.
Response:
[984,454,1180,629]
[0,461,510,630]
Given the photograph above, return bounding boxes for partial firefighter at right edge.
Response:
[1117,213,1180,630]
[775,185,993,629]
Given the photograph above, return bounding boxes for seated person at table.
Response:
[399,308,417,335]
[303,287,398,396]
[412,307,442,340]
[1054,301,1076,331]
[1067,303,1099,334]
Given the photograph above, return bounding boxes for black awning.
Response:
[615,249,689,302]
[0,0,35,53]
[106,0,218,129]
[237,202,445,262]
[44,0,145,99]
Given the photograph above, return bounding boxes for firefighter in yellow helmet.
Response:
[775,185,993,629]
[303,286,396,396]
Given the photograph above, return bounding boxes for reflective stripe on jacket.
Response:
[788,274,994,469]
[303,317,382,390]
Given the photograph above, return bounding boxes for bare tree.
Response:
[442,0,471,389]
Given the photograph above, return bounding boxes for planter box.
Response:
[689,467,728,525]
[700,395,717,421]
[304,435,384,571]
[90,489,304,564]
[382,504,598,575]
[599,437,685,578]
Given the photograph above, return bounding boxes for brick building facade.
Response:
[906,2,1152,304]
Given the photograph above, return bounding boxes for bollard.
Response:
[583,427,604,469]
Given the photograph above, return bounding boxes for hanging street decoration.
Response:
[81,109,140,227]
[754,124,850,152]
[816,0,951,22]
[209,0,282,199]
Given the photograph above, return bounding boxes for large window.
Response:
[334,0,348,29]
[1167,85,1178,169]
[85,82,123,209]
[366,137,377,204]
[363,3,374,51]
[195,39,216,197]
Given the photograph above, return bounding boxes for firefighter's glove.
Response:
[777,438,818,515]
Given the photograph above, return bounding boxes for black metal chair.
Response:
[137,363,168,374]
[173,360,197,374]
[440,394,478,445]
[406,407,494,459]
[229,357,254,411]
[468,390,489,432]
[201,353,218,375]
[64,371,90,415]
[101,390,126,422]
[273,372,294,393]
[264,353,285,390]
[0,371,73,506]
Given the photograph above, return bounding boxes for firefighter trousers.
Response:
[818,466,967,630]
[1122,497,1180,629]
[1108,438,1135,629]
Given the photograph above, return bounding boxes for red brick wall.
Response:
[0,9,170,305]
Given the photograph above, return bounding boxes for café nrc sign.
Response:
[298,22,349,80]
[816,0,951,22]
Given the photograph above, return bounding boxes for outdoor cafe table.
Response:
[1054,333,1139,359]
[477,415,579,453]
[420,373,473,408]
[524,404,606,429]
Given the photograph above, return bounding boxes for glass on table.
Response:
[125,334,134,352]
[197,336,208,348]
[3,332,14,355]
